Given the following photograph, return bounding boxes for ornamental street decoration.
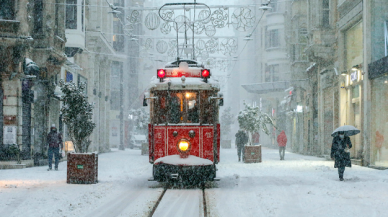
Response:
[146,38,238,57]
[128,10,142,24]
[107,3,263,70]
[160,21,172,34]
[231,7,255,31]
[205,38,218,54]
[210,8,229,28]
[156,40,169,54]
[145,12,160,30]
[173,15,192,33]
[144,38,153,50]
[220,38,238,56]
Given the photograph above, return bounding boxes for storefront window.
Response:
[371,75,388,166]
[345,21,363,70]
[352,85,359,98]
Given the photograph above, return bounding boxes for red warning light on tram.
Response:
[201,69,210,78]
[157,69,166,79]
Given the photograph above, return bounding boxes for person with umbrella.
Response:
[331,125,359,181]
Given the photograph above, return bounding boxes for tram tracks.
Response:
[149,185,208,217]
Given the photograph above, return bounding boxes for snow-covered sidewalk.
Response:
[0,147,387,217]
[208,147,388,217]
[0,149,161,217]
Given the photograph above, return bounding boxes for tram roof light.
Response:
[201,69,210,78]
[157,69,166,79]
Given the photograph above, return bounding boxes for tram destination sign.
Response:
[165,68,201,78]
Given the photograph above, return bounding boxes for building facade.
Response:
[0,0,67,163]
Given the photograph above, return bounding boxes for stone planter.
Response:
[244,145,261,163]
[67,153,98,184]
[141,143,149,155]
[221,140,231,149]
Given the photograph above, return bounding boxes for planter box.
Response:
[244,145,261,163]
[221,140,231,149]
[141,143,149,155]
[67,153,98,184]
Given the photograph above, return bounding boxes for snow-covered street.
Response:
[1,147,388,217]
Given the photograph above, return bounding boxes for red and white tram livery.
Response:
[145,60,222,183]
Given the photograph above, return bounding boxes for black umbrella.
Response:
[331,125,360,137]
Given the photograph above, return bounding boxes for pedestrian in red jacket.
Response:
[277,130,287,160]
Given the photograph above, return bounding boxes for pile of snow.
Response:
[154,154,213,166]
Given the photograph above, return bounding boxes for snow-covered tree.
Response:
[220,107,234,140]
[238,103,276,145]
[60,80,95,153]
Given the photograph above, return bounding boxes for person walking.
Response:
[331,131,352,181]
[47,124,63,171]
[235,130,248,162]
[277,130,287,160]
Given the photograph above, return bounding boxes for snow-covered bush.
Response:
[220,107,234,140]
[238,103,276,145]
[60,80,95,153]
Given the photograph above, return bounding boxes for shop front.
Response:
[369,56,388,167]
[339,20,364,159]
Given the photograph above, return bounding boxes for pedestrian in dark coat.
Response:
[47,124,63,171]
[331,131,352,181]
[277,130,287,160]
[235,130,248,162]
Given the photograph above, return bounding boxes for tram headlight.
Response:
[177,139,190,153]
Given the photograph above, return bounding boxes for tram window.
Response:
[186,92,199,123]
[168,91,199,124]
[154,92,168,124]
[169,92,182,123]
[154,91,202,124]
[200,91,214,124]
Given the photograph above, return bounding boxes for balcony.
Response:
[65,29,85,50]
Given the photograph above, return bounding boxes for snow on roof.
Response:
[165,59,202,68]
[149,76,219,91]
[154,154,213,166]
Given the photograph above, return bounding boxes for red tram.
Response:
[144,59,223,184]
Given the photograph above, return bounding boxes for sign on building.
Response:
[66,71,73,82]
[351,71,358,82]
[3,126,17,145]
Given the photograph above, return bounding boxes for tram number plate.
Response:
[77,165,84,169]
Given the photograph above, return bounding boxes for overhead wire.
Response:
[227,4,269,78]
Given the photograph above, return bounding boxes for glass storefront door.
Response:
[371,75,388,167]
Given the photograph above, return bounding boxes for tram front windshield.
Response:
[153,91,214,124]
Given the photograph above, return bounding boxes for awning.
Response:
[242,81,290,94]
